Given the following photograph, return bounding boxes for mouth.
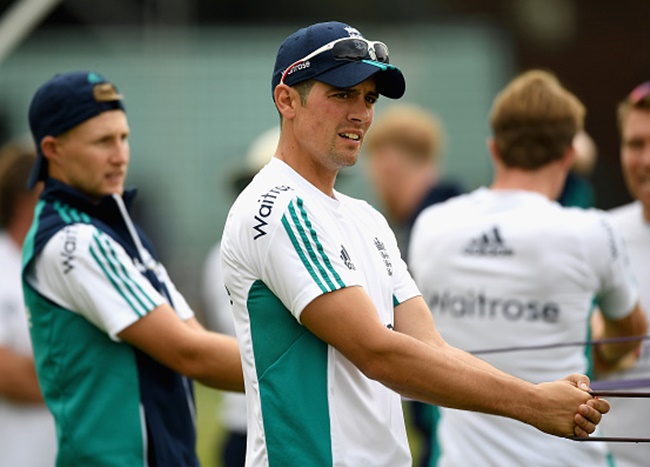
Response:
[106,172,125,183]
[339,132,361,142]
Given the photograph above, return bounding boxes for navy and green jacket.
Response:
[22,179,198,467]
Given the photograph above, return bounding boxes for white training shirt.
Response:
[221,158,421,467]
[0,232,57,467]
[409,188,638,467]
[25,223,193,341]
[600,200,650,467]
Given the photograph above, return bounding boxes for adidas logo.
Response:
[463,226,513,256]
[340,245,356,270]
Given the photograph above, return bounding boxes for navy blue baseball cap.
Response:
[27,71,125,188]
[271,21,406,101]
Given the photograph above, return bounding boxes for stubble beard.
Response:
[326,139,361,171]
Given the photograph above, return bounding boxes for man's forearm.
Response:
[192,333,245,392]
[370,331,599,437]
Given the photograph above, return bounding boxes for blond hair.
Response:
[490,69,585,169]
[366,104,445,163]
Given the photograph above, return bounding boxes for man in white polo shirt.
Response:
[221,22,612,466]
[600,80,650,467]
[409,70,647,466]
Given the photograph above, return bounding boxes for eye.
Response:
[626,139,644,151]
[366,95,378,105]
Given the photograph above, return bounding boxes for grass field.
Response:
[195,383,226,467]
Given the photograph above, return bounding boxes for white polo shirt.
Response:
[600,200,650,467]
[221,158,421,467]
[0,232,57,467]
[409,188,638,467]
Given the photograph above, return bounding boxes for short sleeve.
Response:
[589,213,639,319]
[162,272,194,321]
[261,196,363,321]
[30,224,166,340]
[385,231,420,307]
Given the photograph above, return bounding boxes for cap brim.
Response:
[315,61,406,99]
[26,152,47,188]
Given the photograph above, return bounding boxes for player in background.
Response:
[0,141,57,467]
[409,69,647,466]
[599,80,650,467]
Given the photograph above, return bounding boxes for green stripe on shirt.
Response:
[90,231,155,316]
[281,214,328,293]
[296,198,346,289]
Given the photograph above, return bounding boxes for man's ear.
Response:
[561,144,577,171]
[40,136,60,163]
[274,84,298,120]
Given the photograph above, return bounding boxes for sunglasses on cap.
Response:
[280,37,390,85]
[628,81,650,105]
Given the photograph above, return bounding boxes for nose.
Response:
[349,96,373,124]
[112,138,130,164]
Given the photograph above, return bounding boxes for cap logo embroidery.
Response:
[93,83,123,102]
[344,26,362,38]
[87,72,103,84]
[286,61,311,77]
